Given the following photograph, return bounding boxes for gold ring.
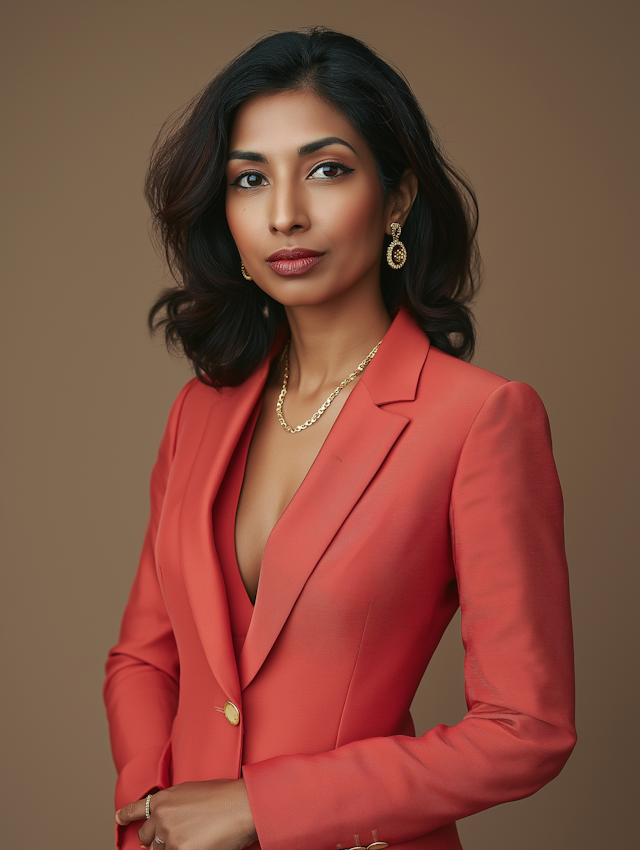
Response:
[145,793,153,819]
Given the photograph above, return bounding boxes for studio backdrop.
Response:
[1,2,637,848]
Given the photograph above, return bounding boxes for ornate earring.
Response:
[240,262,252,281]
[386,222,407,269]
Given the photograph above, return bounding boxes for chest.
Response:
[234,379,357,601]
[156,366,465,643]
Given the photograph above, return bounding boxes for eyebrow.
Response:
[227,136,357,163]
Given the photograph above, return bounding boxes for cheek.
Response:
[225,193,261,256]
[323,182,385,249]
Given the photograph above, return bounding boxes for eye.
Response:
[308,161,354,180]
[231,171,267,189]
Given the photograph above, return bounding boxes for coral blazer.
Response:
[104,307,576,850]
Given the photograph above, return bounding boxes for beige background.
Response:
[1,1,637,847]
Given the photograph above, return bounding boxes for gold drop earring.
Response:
[386,222,407,269]
[241,262,252,281]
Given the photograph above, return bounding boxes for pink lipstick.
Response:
[267,248,324,276]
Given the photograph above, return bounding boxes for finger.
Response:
[115,797,148,826]
[137,820,157,848]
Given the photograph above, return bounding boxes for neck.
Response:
[282,291,392,396]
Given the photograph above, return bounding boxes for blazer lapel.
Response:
[239,308,430,690]
[179,359,270,705]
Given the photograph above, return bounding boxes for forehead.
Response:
[228,89,361,152]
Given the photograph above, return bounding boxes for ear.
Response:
[385,168,419,233]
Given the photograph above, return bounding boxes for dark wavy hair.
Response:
[146,27,480,387]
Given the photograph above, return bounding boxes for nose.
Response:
[268,178,310,235]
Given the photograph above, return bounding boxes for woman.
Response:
[105,27,576,850]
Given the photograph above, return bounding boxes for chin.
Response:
[259,280,349,309]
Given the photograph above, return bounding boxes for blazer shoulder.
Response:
[421,345,509,402]
[170,367,268,441]
[175,374,239,417]
[419,347,552,441]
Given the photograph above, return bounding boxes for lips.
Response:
[266,248,325,276]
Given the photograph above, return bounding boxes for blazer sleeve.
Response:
[103,379,196,850]
[242,380,577,850]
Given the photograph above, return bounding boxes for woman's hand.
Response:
[115,778,257,850]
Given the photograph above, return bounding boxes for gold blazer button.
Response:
[367,843,389,850]
[223,701,240,726]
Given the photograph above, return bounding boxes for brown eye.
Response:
[318,164,340,178]
[236,172,265,188]
[310,162,350,180]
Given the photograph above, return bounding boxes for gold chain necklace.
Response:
[276,338,383,433]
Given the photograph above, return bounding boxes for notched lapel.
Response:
[239,381,410,690]
[178,309,430,696]
[178,361,269,705]
[238,309,429,690]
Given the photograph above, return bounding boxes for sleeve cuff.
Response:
[114,744,168,810]
[113,740,173,847]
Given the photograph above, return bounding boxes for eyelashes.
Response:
[309,161,355,181]
[230,160,355,190]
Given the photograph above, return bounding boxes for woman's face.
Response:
[225,88,395,309]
